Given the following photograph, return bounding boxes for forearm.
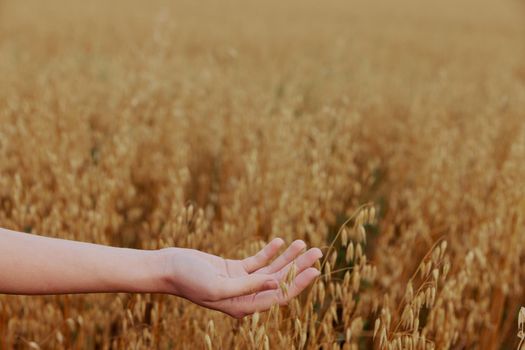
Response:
[0,228,321,317]
[0,227,167,295]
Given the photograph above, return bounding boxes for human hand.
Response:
[159,239,322,318]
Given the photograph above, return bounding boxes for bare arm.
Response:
[0,228,321,318]
[0,227,165,294]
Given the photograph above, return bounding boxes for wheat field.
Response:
[1,0,525,348]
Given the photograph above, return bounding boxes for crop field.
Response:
[1,0,525,348]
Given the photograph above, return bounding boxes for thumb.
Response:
[214,274,279,300]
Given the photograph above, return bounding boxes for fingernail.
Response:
[264,280,279,290]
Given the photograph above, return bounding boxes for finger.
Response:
[240,268,320,314]
[279,267,321,304]
[242,238,285,273]
[212,274,279,301]
[258,240,306,274]
[275,248,323,280]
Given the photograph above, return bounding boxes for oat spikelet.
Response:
[342,227,349,246]
[204,334,212,350]
[373,318,381,339]
[28,342,40,350]
[279,281,289,298]
[357,225,366,244]
[346,242,354,262]
[252,312,259,330]
[369,206,376,223]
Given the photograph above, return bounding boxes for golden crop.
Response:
[1,0,524,348]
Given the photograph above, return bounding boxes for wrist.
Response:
[154,247,180,295]
[118,248,174,294]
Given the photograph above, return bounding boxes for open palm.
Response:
[162,239,322,318]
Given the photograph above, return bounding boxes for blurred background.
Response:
[1,0,525,348]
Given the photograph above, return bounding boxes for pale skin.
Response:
[0,227,322,319]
